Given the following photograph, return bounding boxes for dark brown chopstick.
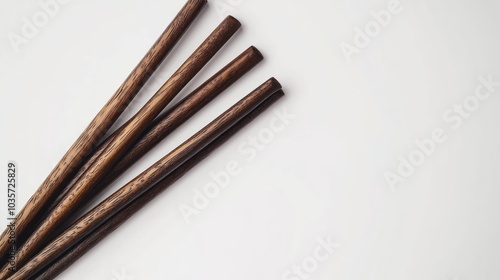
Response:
[20,46,263,248]
[0,0,207,263]
[0,16,241,279]
[33,90,284,280]
[8,78,282,280]
[52,46,263,216]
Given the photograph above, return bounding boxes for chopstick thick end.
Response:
[267,77,282,92]
[248,46,264,62]
[223,15,242,30]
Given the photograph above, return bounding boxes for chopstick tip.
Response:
[248,46,264,61]
[224,15,241,28]
[268,77,282,91]
[275,89,285,97]
[189,0,208,5]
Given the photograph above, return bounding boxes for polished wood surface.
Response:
[33,89,284,280]
[0,14,240,280]
[22,46,263,247]
[8,78,282,280]
[49,46,263,219]
[0,0,207,264]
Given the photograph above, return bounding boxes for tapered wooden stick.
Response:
[26,46,263,241]
[33,90,284,280]
[51,46,263,216]
[0,16,241,279]
[8,78,282,280]
[0,0,207,263]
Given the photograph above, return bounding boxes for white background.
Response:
[1,0,500,279]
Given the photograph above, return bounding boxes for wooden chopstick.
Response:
[26,46,263,242]
[0,16,241,279]
[8,78,282,280]
[0,0,207,263]
[33,89,285,280]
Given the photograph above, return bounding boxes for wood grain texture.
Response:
[0,0,207,264]
[0,15,240,280]
[8,78,282,280]
[52,46,263,219]
[33,90,285,280]
[19,46,263,249]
